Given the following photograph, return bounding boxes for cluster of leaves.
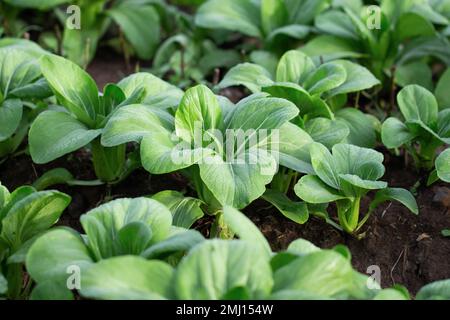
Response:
[294,143,418,234]
[0,39,53,163]
[28,54,183,183]
[18,205,450,300]
[25,196,204,299]
[101,84,299,213]
[218,50,381,148]
[2,0,188,67]
[304,0,450,82]
[381,85,450,174]
[0,0,450,301]
[5,49,421,237]
[0,182,71,299]
[196,0,329,54]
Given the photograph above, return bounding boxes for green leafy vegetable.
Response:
[0,183,70,299]
[294,143,418,234]
[381,85,450,170]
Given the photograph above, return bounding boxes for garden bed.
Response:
[1,54,448,296]
[1,0,450,301]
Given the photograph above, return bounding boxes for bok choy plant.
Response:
[25,197,204,300]
[0,39,52,163]
[101,84,300,235]
[28,54,182,183]
[4,0,162,67]
[381,85,450,171]
[294,143,418,235]
[36,206,418,300]
[305,0,450,82]
[0,182,70,299]
[218,50,381,148]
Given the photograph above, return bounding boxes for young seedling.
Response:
[382,85,450,171]
[294,143,418,236]
[0,182,70,299]
[151,33,241,88]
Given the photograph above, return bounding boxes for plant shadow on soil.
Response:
[1,52,448,297]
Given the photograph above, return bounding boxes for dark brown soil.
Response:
[87,49,142,89]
